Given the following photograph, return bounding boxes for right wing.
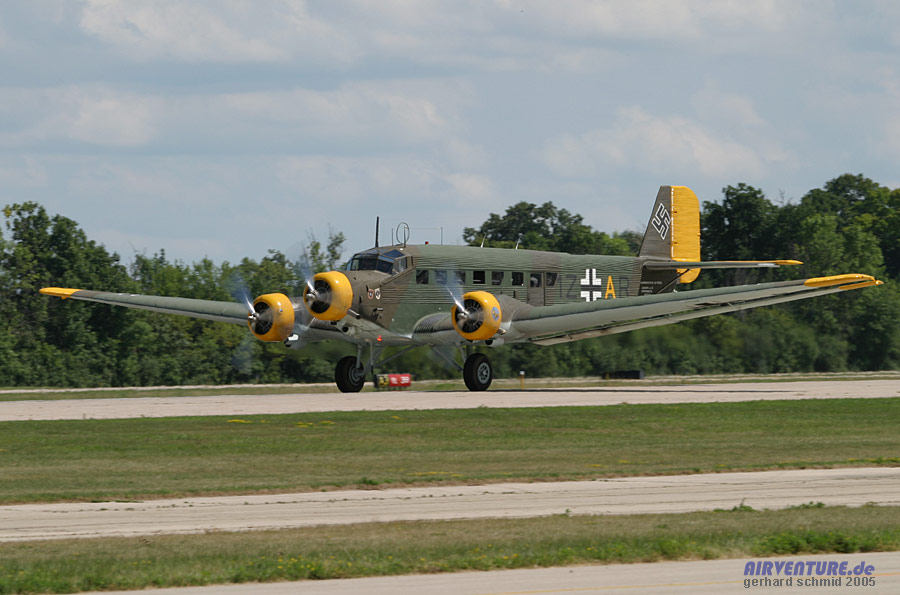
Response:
[40,287,251,325]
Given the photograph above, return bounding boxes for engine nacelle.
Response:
[248,293,296,342]
[303,271,353,321]
[451,290,502,341]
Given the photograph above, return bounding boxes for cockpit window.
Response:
[347,249,408,275]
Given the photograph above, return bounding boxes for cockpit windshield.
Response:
[347,249,408,275]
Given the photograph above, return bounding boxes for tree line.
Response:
[1,173,898,387]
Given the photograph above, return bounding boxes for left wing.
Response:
[515,273,881,345]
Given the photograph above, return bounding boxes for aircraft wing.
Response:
[39,287,355,343]
[407,273,882,346]
[40,287,251,324]
[515,274,881,346]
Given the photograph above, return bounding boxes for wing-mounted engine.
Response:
[248,293,297,342]
[452,290,502,341]
[303,271,354,321]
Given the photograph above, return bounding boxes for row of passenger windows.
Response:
[416,269,558,288]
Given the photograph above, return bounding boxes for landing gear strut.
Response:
[333,343,420,393]
[463,352,493,391]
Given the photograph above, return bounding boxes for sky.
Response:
[1,1,899,267]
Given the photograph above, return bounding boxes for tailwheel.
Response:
[335,355,366,393]
[463,352,493,391]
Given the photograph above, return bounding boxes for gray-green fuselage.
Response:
[338,243,663,346]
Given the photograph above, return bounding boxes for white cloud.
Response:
[219,81,461,145]
[879,70,900,161]
[0,80,473,152]
[542,106,766,178]
[275,154,495,206]
[71,1,815,73]
[493,0,806,43]
[67,93,158,147]
[78,0,332,63]
[0,156,48,189]
[0,86,160,148]
[691,83,765,129]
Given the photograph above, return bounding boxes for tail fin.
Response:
[638,185,701,293]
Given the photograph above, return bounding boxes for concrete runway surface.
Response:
[3,467,898,542]
[2,379,898,421]
[83,552,900,595]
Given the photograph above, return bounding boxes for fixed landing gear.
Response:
[463,352,493,391]
[333,345,494,392]
[335,355,366,393]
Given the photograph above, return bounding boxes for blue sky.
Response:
[1,1,899,266]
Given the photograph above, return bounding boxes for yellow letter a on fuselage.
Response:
[605,276,616,299]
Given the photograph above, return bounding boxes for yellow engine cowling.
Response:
[451,290,502,341]
[303,271,353,321]
[248,293,296,342]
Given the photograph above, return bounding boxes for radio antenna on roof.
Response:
[374,216,380,248]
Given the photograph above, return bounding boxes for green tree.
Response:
[462,201,633,255]
[304,228,347,273]
[0,202,132,386]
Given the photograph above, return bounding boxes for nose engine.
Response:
[451,291,502,341]
[247,293,296,342]
[303,271,354,321]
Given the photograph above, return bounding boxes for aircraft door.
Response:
[527,272,544,306]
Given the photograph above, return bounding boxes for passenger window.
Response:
[530,273,542,287]
[512,272,524,286]
[416,269,429,285]
[435,270,448,285]
[491,271,504,286]
[473,270,486,285]
[546,272,558,287]
[454,270,466,285]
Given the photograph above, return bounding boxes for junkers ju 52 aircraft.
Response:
[42,186,882,392]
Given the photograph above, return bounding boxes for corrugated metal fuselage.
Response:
[340,244,647,344]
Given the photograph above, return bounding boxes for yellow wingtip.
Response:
[39,287,82,299]
[804,274,875,289]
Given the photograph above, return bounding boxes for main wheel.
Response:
[335,355,366,393]
[463,352,492,391]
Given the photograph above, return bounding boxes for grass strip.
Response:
[2,398,899,504]
[1,505,898,594]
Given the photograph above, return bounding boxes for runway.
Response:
[3,467,898,542]
[1,378,897,421]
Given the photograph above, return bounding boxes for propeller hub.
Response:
[246,293,295,342]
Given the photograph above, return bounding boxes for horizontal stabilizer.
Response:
[643,259,802,270]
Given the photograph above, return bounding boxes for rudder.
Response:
[638,185,701,293]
